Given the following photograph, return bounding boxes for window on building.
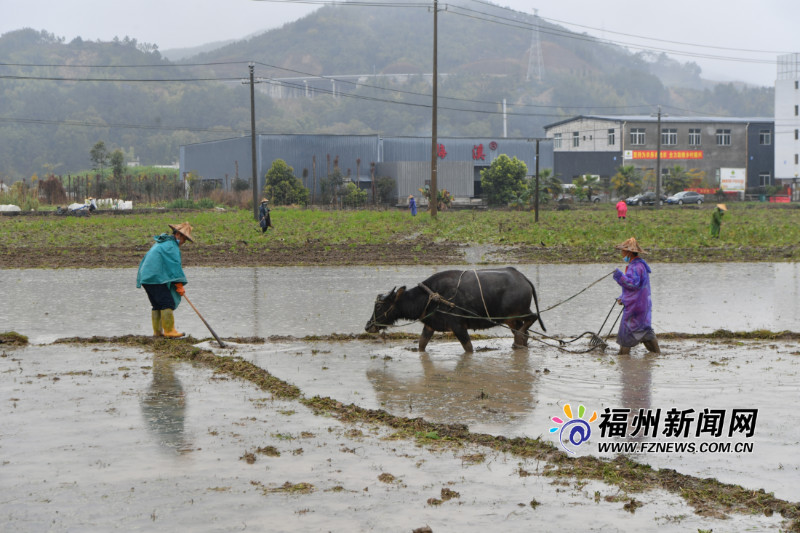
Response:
[688,128,701,146]
[661,128,677,145]
[554,133,562,149]
[759,129,771,145]
[630,128,645,145]
[572,131,580,147]
[796,154,799,165]
[796,129,799,141]
[759,172,771,186]
[796,80,799,90]
[796,105,799,116]
[716,129,731,146]
[607,128,615,145]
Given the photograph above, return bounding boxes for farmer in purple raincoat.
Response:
[612,237,660,355]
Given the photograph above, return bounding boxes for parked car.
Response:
[625,191,667,206]
[559,184,601,203]
[665,191,705,205]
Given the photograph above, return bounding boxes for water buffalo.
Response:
[365,267,545,352]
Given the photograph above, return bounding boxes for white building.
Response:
[775,53,800,185]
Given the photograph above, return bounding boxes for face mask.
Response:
[623,256,630,263]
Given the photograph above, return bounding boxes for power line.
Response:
[462,0,793,55]
[234,0,789,67]
[0,74,242,82]
[0,60,657,112]
[0,116,248,135]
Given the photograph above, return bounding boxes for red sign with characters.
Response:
[437,143,447,159]
[472,144,486,161]
[631,150,703,160]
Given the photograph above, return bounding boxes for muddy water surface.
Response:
[226,336,800,502]
[2,263,799,343]
[1,342,789,532]
[2,263,799,530]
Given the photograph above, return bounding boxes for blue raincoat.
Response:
[136,234,188,308]
[409,197,418,216]
[613,257,655,347]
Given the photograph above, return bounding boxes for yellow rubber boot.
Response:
[161,309,184,338]
[151,310,163,337]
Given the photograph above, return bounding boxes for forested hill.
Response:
[0,1,774,181]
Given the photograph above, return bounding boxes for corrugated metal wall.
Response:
[382,137,547,171]
[257,134,379,195]
[377,161,474,201]
[180,136,252,188]
[180,134,555,199]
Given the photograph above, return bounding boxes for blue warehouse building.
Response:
[179,134,554,204]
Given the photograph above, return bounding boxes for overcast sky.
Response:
[2,0,797,87]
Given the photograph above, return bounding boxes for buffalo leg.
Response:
[451,324,474,353]
[511,316,535,347]
[418,325,435,351]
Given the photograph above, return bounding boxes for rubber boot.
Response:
[161,309,184,338]
[618,346,631,355]
[643,337,661,354]
[151,310,163,337]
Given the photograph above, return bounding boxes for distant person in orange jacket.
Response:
[616,199,628,220]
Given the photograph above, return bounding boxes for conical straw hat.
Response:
[168,222,194,242]
[614,237,646,254]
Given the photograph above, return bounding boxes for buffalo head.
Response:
[365,286,405,333]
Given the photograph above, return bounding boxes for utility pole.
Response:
[242,63,263,220]
[429,0,439,219]
[655,105,662,209]
[534,139,540,222]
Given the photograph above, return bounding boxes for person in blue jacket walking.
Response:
[136,222,193,338]
[612,237,660,355]
[408,195,417,216]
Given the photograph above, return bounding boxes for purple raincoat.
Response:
[613,257,655,347]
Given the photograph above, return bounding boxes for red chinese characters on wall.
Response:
[472,144,486,161]
[437,143,447,159]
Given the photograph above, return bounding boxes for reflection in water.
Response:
[140,356,191,454]
[367,349,538,428]
[618,353,654,442]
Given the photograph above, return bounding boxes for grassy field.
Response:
[2,202,799,266]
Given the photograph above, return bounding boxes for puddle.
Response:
[2,263,799,344]
[228,336,800,502]
[1,342,789,531]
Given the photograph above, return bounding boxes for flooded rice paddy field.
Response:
[2,263,800,530]
[2,340,795,532]
[2,262,800,343]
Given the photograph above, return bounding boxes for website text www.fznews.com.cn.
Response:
[598,441,755,454]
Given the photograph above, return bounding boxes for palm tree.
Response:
[533,169,562,203]
[611,165,642,199]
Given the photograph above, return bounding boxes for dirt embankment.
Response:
[0,240,466,269]
[2,241,797,268]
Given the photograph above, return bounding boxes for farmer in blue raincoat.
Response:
[408,195,417,216]
[612,237,660,355]
[136,222,193,338]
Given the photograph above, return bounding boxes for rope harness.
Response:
[374,270,622,354]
